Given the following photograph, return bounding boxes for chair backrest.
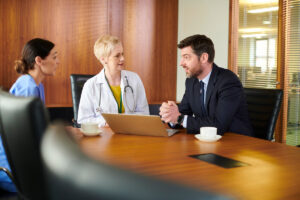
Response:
[244,88,283,140]
[70,74,93,127]
[0,90,49,200]
[149,104,161,115]
[41,124,230,200]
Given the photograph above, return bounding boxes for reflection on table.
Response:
[67,126,300,200]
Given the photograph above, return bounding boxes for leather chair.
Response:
[70,74,94,127]
[149,104,161,115]
[0,90,49,200]
[244,88,283,140]
[41,124,229,200]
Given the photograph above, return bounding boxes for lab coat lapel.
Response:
[121,71,135,113]
[120,71,127,112]
[98,69,119,112]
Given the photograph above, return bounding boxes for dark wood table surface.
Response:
[67,126,300,200]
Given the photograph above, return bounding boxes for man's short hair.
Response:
[94,35,120,63]
[177,34,215,63]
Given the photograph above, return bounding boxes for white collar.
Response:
[95,69,128,89]
[199,71,212,86]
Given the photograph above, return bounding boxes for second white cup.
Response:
[81,122,100,136]
[200,127,217,139]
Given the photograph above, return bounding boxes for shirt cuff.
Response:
[169,115,187,128]
[169,122,175,128]
[182,115,187,128]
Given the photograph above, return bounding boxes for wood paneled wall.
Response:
[0,0,178,106]
[122,0,178,103]
[0,0,108,106]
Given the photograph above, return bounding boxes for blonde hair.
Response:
[94,35,120,64]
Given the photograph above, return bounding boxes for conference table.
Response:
[68,126,300,200]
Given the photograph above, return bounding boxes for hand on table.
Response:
[159,101,181,124]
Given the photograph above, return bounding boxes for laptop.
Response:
[101,113,178,137]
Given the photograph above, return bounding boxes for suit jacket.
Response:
[179,64,253,136]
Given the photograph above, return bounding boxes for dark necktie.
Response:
[199,81,206,116]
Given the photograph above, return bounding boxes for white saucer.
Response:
[80,128,102,136]
[194,134,222,142]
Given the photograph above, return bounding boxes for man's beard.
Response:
[186,67,202,78]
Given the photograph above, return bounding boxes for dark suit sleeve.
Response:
[186,74,244,135]
[170,80,193,129]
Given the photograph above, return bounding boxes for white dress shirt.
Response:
[182,71,212,128]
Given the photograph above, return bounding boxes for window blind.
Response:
[284,0,300,146]
[237,0,279,89]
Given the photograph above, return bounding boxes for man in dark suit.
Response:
[160,34,253,136]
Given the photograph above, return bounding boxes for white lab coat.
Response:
[77,69,149,127]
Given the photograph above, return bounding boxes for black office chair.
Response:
[244,88,283,140]
[41,123,230,200]
[149,104,161,115]
[70,74,94,128]
[0,90,49,200]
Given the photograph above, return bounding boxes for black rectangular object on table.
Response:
[189,153,250,168]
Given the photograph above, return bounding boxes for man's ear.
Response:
[35,56,43,65]
[200,53,209,63]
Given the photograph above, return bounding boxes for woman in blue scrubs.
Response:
[0,38,59,192]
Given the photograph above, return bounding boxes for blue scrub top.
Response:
[0,136,16,192]
[0,74,45,192]
[9,74,45,103]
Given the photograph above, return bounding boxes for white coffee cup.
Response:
[200,127,217,139]
[81,122,100,136]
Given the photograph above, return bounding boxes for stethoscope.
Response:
[96,75,136,113]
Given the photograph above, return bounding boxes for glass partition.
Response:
[237,0,278,89]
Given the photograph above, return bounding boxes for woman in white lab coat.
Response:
[77,35,149,127]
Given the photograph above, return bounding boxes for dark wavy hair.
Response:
[177,34,215,63]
